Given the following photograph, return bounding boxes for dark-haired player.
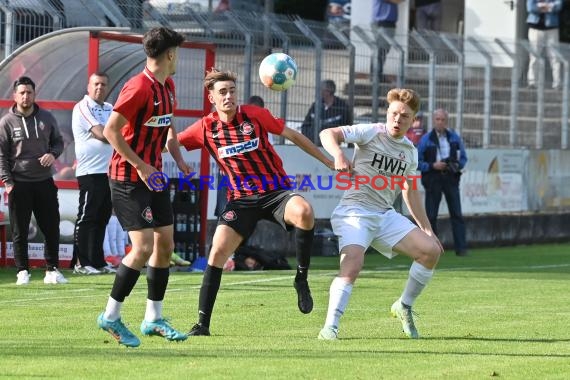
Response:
[96,27,190,347]
[178,68,334,336]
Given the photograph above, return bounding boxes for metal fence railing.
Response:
[1,0,569,150]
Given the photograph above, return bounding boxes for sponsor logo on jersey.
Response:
[218,138,259,158]
[144,113,173,127]
[371,153,408,176]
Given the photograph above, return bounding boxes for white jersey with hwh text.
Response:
[339,123,418,211]
[72,95,113,176]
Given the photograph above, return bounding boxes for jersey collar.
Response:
[143,67,156,83]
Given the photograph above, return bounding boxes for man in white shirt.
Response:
[317,88,443,340]
[71,72,114,274]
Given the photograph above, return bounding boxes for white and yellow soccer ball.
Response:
[258,53,298,91]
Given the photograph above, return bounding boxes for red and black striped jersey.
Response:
[108,67,176,182]
[178,104,289,200]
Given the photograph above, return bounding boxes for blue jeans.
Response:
[423,173,467,253]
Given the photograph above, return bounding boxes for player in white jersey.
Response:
[317,88,443,340]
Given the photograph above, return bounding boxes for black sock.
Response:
[295,227,314,281]
[110,263,141,302]
[146,266,170,301]
[197,265,223,328]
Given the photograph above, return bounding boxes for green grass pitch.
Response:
[0,243,569,379]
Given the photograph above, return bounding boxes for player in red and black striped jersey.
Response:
[107,68,175,182]
[178,68,334,336]
[97,27,190,347]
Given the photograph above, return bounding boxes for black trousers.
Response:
[423,172,467,253]
[72,174,112,268]
[374,22,396,81]
[9,178,60,272]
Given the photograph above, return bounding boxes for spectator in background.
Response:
[301,79,352,145]
[405,111,427,146]
[372,0,403,81]
[415,0,442,31]
[71,72,115,275]
[247,95,282,144]
[0,76,68,285]
[526,0,563,89]
[214,0,230,13]
[417,109,468,256]
[327,1,351,34]
[247,95,264,108]
[225,245,291,271]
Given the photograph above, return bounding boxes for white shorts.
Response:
[330,205,417,259]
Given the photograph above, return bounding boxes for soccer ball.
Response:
[258,53,298,91]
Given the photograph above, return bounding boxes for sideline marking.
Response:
[1,263,569,305]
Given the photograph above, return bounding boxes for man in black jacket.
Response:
[301,80,352,145]
[417,109,468,256]
[0,76,67,284]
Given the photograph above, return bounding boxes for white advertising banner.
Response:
[459,149,527,214]
[87,147,533,221]
[4,243,73,261]
[0,147,532,264]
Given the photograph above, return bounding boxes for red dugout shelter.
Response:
[0,27,215,266]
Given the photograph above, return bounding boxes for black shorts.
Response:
[110,180,173,231]
[218,190,301,240]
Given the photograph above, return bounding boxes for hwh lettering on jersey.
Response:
[144,113,173,127]
[218,138,260,158]
[371,153,408,176]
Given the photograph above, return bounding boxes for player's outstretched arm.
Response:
[320,127,352,172]
[281,126,334,170]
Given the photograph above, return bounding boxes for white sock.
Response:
[144,300,163,322]
[103,297,122,321]
[324,277,353,329]
[400,261,434,307]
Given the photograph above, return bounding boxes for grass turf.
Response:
[0,243,569,379]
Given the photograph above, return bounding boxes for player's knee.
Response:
[339,269,360,283]
[423,241,442,265]
[295,201,314,222]
[209,247,233,267]
[163,240,175,255]
[138,242,154,256]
